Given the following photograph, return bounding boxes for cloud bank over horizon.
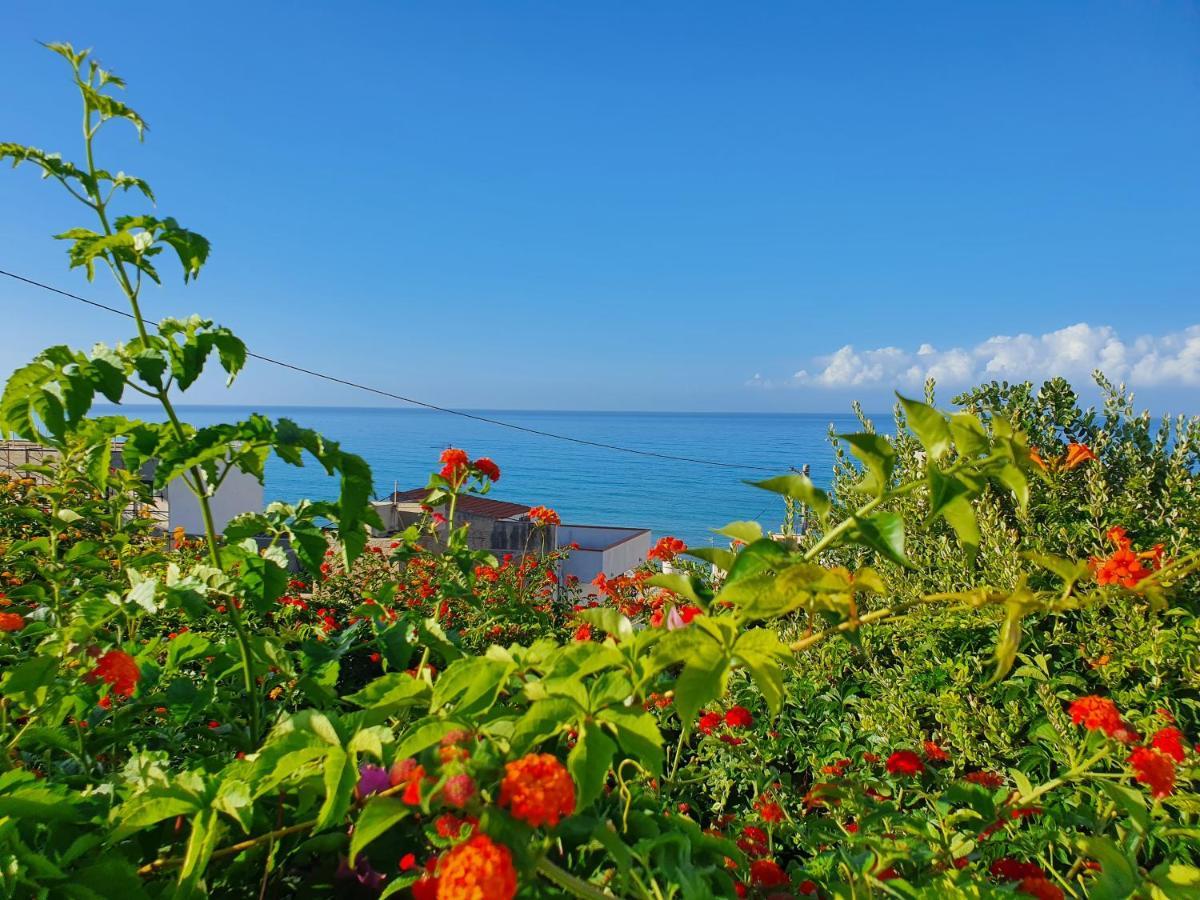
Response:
[748,323,1200,393]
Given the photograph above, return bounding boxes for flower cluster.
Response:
[1069,695,1193,799]
[86,649,141,697]
[527,505,560,527]
[417,833,517,900]
[647,535,687,563]
[498,753,576,828]
[437,448,502,487]
[1089,526,1163,589]
[1029,442,1096,473]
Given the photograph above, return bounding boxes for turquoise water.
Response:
[103,406,863,548]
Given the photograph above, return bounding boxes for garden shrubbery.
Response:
[0,44,1197,899]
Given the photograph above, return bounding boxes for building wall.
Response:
[166,466,264,535]
[557,524,651,591]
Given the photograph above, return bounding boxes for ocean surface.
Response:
[100,406,864,548]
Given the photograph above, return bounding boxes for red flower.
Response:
[499,753,576,828]
[527,506,560,527]
[677,605,704,624]
[647,536,687,562]
[0,612,25,632]
[472,457,501,482]
[573,623,592,643]
[87,650,141,697]
[1063,443,1097,470]
[389,757,427,805]
[754,795,784,823]
[991,859,1044,881]
[441,774,476,808]
[1129,746,1176,798]
[1093,547,1151,588]
[885,750,924,777]
[1068,696,1124,736]
[736,825,769,857]
[923,740,950,762]
[439,448,470,481]
[1018,877,1065,900]
[964,771,1005,788]
[399,853,417,872]
[725,706,754,729]
[411,875,439,900]
[436,834,517,900]
[434,813,477,840]
[697,711,722,735]
[749,859,789,888]
[1150,727,1187,763]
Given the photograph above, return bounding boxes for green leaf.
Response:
[1096,781,1150,836]
[996,463,1030,512]
[898,395,952,460]
[316,748,355,830]
[671,641,730,730]
[713,520,763,544]
[1076,835,1137,899]
[646,573,705,607]
[568,723,616,808]
[837,432,896,497]
[1022,552,1091,589]
[430,657,513,716]
[344,674,429,713]
[684,546,737,571]
[949,413,989,457]
[747,474,831,525]
[349,797,410,865]
[174,808,223,898]
[723,538,791,586]
[1,656,59,706]
[394,719,463,761]
[510,698,581,756]
[989,597,1029,685]
[596,707,664,773]
[0,784,86,823]
[1148,863,1200,900]
[848,511,912,569]
[732,628,789,715]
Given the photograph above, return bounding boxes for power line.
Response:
[0,268,786,473]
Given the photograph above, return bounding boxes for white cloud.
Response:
[776,322,1200,390]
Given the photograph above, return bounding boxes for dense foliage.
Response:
[0,44,1197,899]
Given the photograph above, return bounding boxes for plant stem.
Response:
[789,600,920,653]
[77,87,261,742]
[535,857,613,899]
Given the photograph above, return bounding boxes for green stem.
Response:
[535,857,613,899]
[78,85,261,742]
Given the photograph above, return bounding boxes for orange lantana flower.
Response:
[436,834,516,900]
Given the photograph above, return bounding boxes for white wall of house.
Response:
[557,524,651,590]
[166,467,263,535]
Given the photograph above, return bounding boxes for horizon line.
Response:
[93,402,883,417]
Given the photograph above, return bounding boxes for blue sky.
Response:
[1,2,1198,412]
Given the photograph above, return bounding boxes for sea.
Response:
[101,406,865,548]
